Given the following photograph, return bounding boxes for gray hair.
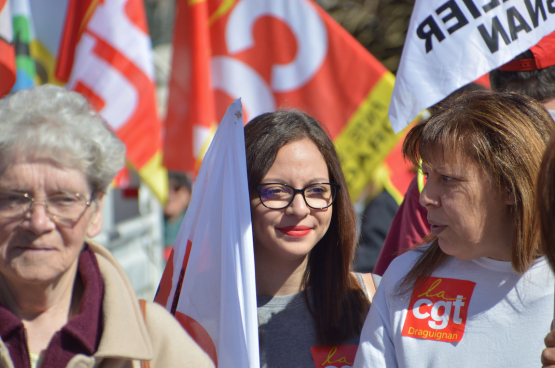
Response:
[0,84,126,194]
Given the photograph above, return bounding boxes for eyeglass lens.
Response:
[259,183,336,209]
[0,192,90,222]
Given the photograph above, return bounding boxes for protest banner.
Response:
[163,0,410,201]
[0,0,15,96]
[155,99,259,368]
[390,0,555,133]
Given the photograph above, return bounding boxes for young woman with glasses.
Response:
[245,110,380,368]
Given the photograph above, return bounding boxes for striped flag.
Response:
[0,0,15,96]
[163,0,409,201]
[54,0,167,201]
[10,0,36,92]
[155,99,259,368]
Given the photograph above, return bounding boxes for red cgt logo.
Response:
[402,277,475,343]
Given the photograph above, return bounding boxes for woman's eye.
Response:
[306,186,327,195]
[442,175,454,182]
[261,187,287,198]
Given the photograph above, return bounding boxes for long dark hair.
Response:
[398,90,554,294]
[245,110,369,345]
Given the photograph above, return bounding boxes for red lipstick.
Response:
[277,226,312,237]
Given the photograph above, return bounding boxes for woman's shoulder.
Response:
[382,244,430,276]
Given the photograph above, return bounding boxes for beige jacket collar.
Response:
[85,240,154,361]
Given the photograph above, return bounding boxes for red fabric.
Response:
[163,0,388,173]
[0,245,104,368]
[530,31,555,69]
[499,31,555,71]
[373,176,430,276]
[0,38,15,98]
[55,0,99,82]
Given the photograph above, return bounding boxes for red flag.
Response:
[56,0,167,201]
[0,0,16,97]
[164,0,404,200]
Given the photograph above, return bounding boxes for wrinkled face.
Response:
[0,159,103,286]
[251,139,333,264]
[420,149,515,261]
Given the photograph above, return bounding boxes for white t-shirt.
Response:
[353,248,554,368]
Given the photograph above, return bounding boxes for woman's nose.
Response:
[20,202,56,233]
[420,182,440,208]
[287,193,310,217]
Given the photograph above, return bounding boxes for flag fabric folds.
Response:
[390,0,555,133]
[54,0,167,201]
[0,0,15,96]
[163,0,407,201]
[155,99,259,368]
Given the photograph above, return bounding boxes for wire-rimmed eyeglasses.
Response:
[257,183,340,210]
[0,191,93,226]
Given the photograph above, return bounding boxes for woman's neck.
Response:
[255,253,308,297]
[0,263,81,352]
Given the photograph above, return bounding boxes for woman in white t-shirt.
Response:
[354,90,555,368]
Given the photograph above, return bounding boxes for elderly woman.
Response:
[353,91,555,367]
[0,85,213,368]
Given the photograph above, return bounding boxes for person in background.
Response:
[246,110,379,368]
[354,90,555,368]
[490,31,555,119]
[163,171,191,260]
[353,188,399,273]
[0,85,213,368]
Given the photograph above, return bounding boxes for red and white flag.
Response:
[155,99,259,368]
[54,0,167,200]
[163,0,407,201]
[0,0,15,97]
[390,0,555,132]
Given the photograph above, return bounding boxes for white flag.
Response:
[389,0,555,133]
[155,99,259,368]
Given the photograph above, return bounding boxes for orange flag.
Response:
[163,0,406,200]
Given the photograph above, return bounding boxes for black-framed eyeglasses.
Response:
[257,183,340,210]
[0,191,94,226]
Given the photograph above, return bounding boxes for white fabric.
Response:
[389,0,555,132]
[353,248,554,368]
[165,99,260,368]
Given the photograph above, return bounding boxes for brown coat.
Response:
[0,241,215,368]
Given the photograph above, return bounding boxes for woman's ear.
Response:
[503,189,515,206]
[86,193,104,238]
